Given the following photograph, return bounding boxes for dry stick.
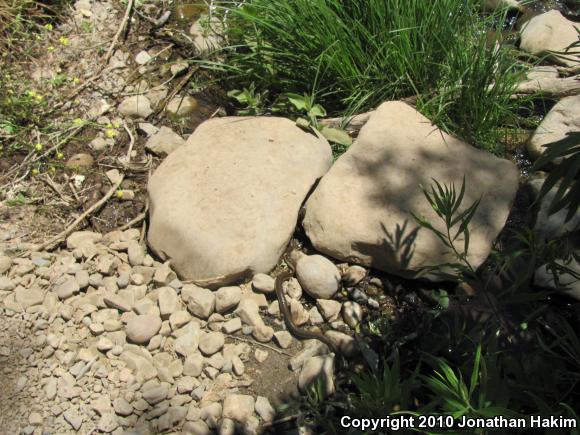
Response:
[31,175,125,252]
[224,334,293,357]
[102,0,135,69]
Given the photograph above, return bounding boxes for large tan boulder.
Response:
[527,95,580,161]
[303,101,519,280]
[147,117,332,286]
[520,11,579,67]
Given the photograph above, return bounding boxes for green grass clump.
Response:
[212,0,523,153]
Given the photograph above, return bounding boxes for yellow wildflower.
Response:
[32,168,40,175]
[105,129,117,138]
[44,24,53,31]
[116,190,123,199]
[73,118,83,125]
[26,90,37,98]
[106,123,113,129]
[59,36,69,46]
[56,151,64,159]
[34,143,43,151]
[72,77,80,84]
[113,122,121,129]
[47,46,55,52]
[35,95,43,102]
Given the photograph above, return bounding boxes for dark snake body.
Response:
[274,270,340,355]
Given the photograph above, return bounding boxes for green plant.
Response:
[211,0,522,153]
[412,176,481,280]
[532,132,580,222]
[227,82,267,115]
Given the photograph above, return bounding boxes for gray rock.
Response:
[342,265,366,286]
[54,275,80,300]
[252,273,275,293]
[143,384,169,405]
[166,96,198,116]
[147,116,332,286]
[199,331,225,355]
[222,394,255,423]
[183,420,211,435]
[128,241,145,266]
[303,101,518,281]
[14,287,44,309]
[169,310,192,330]
[63,408,83,431]
[158,286,179,318]
[145,126,186,156]
[118,96,153,118]
[135,50,152,65]
[295,255,341,299]
[113,398,133,416]
[342,301,363,329]
[520,10,580,67]
[215,286,242,313]
[97,413,119,433]
[126,314,162,344]
[527,95,580,161]
[298,355,335,396]
[0,255,12,274]
[187,286,216,319]
[183,353,204,377]
[174,322,201,357]
[274,331,293,349]
[222,318,242,334]
[316,299,342,322]
[254,396,275,423]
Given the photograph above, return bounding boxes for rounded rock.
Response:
[295,255,341,299]
[126,314,162,344]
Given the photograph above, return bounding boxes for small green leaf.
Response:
[319,126,352,146]
[286,93,308,111]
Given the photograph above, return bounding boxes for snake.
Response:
[274,269,340,355]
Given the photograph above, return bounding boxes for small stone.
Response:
[28,412,42,426]
[309,306,324,324]
[97,337,114,352]
[222,394,255,423]
[138,122,159,136]
[220,418,236,435]
[97,413,119,433]
[289,299,309,326]
[169,310,192,330]
[342,301,363,329]
[118,95,153,118]
[183,420,210,435]
[66,153,94,169]
[104,293,133,312]
[113,398,133,416]
[89,323,105,335]
[145,126,186,156]
[143,384,169,405]
[158,286,179,319]
[317,299,342,322]
[254,349,268,363]
[274,331,293,349]
[255,396,275,423]
[296,255,341,299]
[199,331,225,356]
[54,275,80,300]
[177,376,198,394]
[325,330,357,357]
[342,265,366,286]
[298,355,335,396]
[222,318,242,334]
[187,287,215,319]
[174,322,201,357]
[128,241,145,266]
[63,409,83,431]
[126,314,162,344]
[166,96,198,116]
[14,287,44,309]
[117,189,135,201]
[0,255,12,274]
[135,50,152,65]
[251,273,275,293]
[215,286,242,313]
[252,324,274,343]
[183,353,204,377]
